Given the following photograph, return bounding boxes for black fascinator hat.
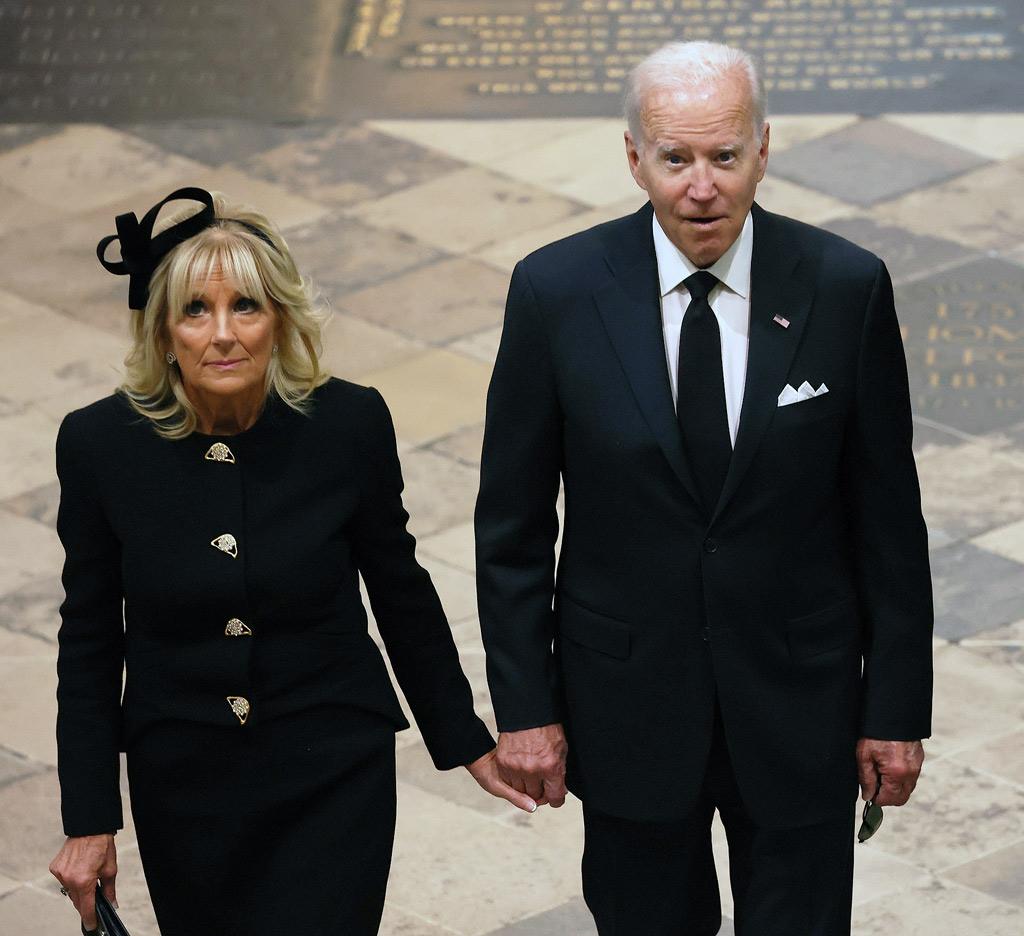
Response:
[97,187,277,311]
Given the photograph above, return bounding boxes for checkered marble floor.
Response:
[0,114,1022,934]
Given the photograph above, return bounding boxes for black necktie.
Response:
[676,270,732,515]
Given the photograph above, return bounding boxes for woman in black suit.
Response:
[48,188,532,936]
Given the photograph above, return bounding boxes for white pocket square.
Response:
[777,382,828,407]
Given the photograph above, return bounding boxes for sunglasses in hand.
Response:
[857,778,884,844]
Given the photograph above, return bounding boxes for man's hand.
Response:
[49,833,117,931]
[856,738,924,806]
[496,723,568,808]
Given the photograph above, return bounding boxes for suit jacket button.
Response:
[703,538,719,554]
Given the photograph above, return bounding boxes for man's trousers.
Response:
[581,704,856,935]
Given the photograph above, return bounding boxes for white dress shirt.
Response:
[653,211,753,448]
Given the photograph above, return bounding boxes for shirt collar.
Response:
[652,210,753,300]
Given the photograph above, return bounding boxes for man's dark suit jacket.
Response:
[475,201,933,829]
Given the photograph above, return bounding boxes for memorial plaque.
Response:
[327,0,1024,119]
[1,1,1020,120]
[897,257,1024,435]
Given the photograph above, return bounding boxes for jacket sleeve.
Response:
[350,388,494,770]
[54,411,125,837]
[474,261,564,732]
[841,260,934,741]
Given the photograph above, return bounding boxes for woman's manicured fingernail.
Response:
[528,800,537,812]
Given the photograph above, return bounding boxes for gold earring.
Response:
[166,351,177,364]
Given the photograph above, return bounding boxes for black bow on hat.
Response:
[97,187,216,311]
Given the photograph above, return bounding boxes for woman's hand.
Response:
[465,748,539,813]
[49,833,117,931]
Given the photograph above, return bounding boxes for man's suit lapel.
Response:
[710,203,815,523]
[592,203,705,509]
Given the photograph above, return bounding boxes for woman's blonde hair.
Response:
[120,191,330,439]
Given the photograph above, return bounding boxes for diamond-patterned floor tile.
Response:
[359,350,492,446]
[853,878,1024,935]
[754,175,857,224]
[875,155,1024,253]
[485,897,597,935]
[943,840,1024,909]
[916,442,1024,542]
[770,119,988,207]
[367,118,606,165]
[320,312,426,382]
[120,118,336,166]
[288,212,446,299]
[430,424,484,468]
[885,113,1024,162]
[929,542,1024,641]
[0,124,206,212]
[821,217,974,285]
[473,196,645,274]
[340,257,506,344]
[347,166,584,254]
[487,122,642,207]
[237,123,467,208]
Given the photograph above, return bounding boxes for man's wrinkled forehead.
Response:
[640,83,757,144]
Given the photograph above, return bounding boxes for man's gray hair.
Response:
[624,41,766,146]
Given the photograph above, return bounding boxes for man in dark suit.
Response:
[475,41,933,935]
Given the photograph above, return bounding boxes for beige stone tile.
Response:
[399,448,478,539]
[885,113,1024,161]
[853,845,931,907]
[395,737,507,819]
[449,327,503,366]
[420,521,476,575]
[863,758,1024,873]
[923,646,1024,759]
[0,768,63,879]
[0,884,77,933]
[320,312,427,381]
[0,410,61,499]
[472,196,645,274]
[943,838,1024,909]
[0,873,18,898]
[33,381,121,425]
[488,123,639,207]
[916,443,1024,541]
[417,553,478,626]
[347,167,582,254]
[853,877,1024,934]
[971,518,1024,565]
[367,118,607,165]
[388,783,582,934]
[431,423,484,468]
[0,634,58,766]
[361,350,491,446]
[950,728,1024,789]
[874,156,1024,253]
[0,511,62,596]
[339,257,507,344]
[173,165,331,231]
[768,114,861,153]
[755,175,857,225]
[0,125,205,213]
[0,299,124,406]
[0,185,63,238]
[379,903,459,935]
[449,618,484,655]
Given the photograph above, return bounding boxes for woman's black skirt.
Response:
[126,706,397,936]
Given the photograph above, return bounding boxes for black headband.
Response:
[97,186,277,311]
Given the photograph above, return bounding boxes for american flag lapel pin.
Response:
[773,314,790,329]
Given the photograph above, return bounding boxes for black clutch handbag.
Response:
[81,886,131,936]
